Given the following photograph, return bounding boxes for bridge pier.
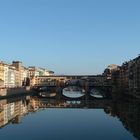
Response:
[84,80,90,100]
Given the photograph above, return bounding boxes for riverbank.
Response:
[0,87,36,99]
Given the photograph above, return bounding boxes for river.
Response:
[0,95,139,140]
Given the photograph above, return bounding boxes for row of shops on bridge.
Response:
[29,75,106,88]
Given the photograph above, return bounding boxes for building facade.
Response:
[105,56,140,96]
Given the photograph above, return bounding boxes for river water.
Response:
[0,95,139,140]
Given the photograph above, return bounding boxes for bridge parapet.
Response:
[31,75,106,88]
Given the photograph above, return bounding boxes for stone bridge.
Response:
[32,75,112,98]
[33,75,109,89]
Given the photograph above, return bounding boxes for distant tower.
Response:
[12,61,22,71]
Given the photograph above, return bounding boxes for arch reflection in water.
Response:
[39,92,56,98]
[90,89,105,99]
[62,86,85,98]
[38,87,57,98]
[66,101,81,105]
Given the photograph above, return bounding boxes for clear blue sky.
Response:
[0,0,140,75]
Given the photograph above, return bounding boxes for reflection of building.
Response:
[14,100,22,117]
[0,98,30,128]
[105,99,140,140]
[29,97,40,111]
[0,99,6,127]
[3,103,15,124]
[0,110,4,127]
[0,94,140,140]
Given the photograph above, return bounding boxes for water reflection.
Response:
[90,89,104,99]
[0,96,139,140]
[38,87,57,98]
[62,86,85,98]
[105,98,140,140]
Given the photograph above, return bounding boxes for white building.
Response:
[44,70,54,76]
[8,66,16,87]
[28,67,54,77]
[4,64,9,87]
[107,64,119,71]
[23,68,28,80]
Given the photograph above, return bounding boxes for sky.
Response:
[0,0,140,75]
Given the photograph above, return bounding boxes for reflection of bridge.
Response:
[1,95,140,140]
[38,99,113,109]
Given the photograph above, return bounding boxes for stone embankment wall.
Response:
[0,87,30,97]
